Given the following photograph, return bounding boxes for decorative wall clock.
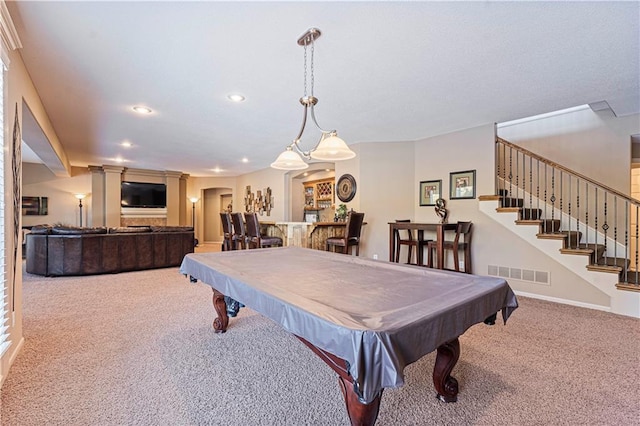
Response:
[336,174,357,202]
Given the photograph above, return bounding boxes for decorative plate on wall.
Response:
[336,174,357,202]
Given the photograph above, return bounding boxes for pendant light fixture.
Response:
[271,28,355,170]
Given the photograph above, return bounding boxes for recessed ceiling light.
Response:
[121,141,132,148]
[241,158,249,163]
[114,157,125,163]
[132,106,152,114]
[227,94,245,102]
[211,167,222,173]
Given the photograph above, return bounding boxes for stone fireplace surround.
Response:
[89,165,189,228]
[120,207,168,227]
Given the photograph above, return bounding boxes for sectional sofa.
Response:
[25,225,194,277]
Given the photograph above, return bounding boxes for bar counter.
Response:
[261,221,348,250]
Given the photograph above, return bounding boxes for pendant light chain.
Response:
[270,28,356,170]
[303,43,308,98]
[310,38,315,97]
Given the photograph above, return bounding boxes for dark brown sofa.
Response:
[25,225,194,276]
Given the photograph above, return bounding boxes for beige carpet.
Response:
[2,263,639,425]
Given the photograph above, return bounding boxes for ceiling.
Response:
[7,1,639,177]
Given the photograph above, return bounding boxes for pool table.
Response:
[180,247,517,425]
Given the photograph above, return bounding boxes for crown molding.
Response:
[0,1,22,51]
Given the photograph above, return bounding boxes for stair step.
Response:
[537,232,568,240]
[560,247,594,256]
[576,243,606,256]
[497,207,521,213]
[516,219,542,226]
[500,197,524,208]
[560,243,606,263]
[561,231,583,248]
[519,208,542,220]
[586,264,622,274]
[616,280,640,291]
[497,189,509,197]
[594,257,630,269]
[620,269,640,281]
[540,219,561,233]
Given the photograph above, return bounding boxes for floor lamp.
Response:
[190,197,199,247]
[74,194,86,227]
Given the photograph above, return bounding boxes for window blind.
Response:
[0,63,9,357]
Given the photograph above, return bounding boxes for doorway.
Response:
[202,187,232,243]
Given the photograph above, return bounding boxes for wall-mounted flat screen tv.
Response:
[121,181,166,208]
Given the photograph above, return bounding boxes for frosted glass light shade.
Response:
[310,135,355,161]
[270,148,309,170]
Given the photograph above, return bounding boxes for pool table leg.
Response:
[433,338,460,402]
[295,336,382,426]
[212,288,229,333]
[338,375,382,426]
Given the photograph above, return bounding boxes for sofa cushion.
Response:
[150,226,194,233]
[29,225,52,234]
[51,226,108,235]
[108,226,152,234]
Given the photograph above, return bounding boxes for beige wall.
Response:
[203,187,232,243]
[1,30,73,384]
[498,108,639,194]
[356,141,414,258]
[22,163,91,227]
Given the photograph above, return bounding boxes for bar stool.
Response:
[326,212,365,255]
[219,212,235,251]
[231,212,248,249]
[244,212,283,249]
[427,221,473,273]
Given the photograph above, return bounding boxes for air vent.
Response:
[488,265,550,285]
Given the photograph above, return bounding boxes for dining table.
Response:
[388,222,459,268]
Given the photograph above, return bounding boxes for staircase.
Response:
[480,137,640,318]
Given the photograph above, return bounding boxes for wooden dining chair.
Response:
[231,212,248,250]
[427,221,473,273]
[244,212,283,249]
[394,219,418,264]
[219,212,235,251]
[326,212,365,255]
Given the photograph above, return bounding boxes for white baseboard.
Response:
[514,290,611,313]
[0,336,25,388]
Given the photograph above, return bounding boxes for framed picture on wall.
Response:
[450,170,476,199]
[419,180,441,206]
[22,196,48,215]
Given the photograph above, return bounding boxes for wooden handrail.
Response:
[497,137,638,206]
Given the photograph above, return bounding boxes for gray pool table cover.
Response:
[180,246,518,404]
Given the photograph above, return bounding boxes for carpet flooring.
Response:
[1,263,639,425]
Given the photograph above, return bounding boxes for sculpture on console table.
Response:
[435,198,449,223]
